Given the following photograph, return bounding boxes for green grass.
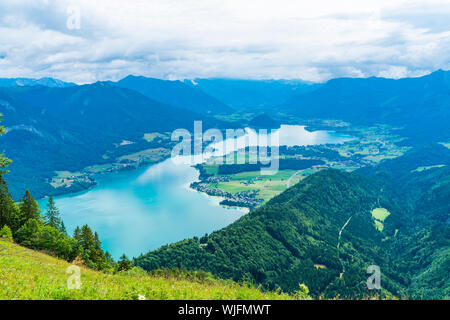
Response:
[371,208,391,232]
[371,208,390,221]
[214,170,303,203]
[118,147,170,162]
[0,239,298,300]
[54,171,82,179]
[143,132,168,142]
[412,164,446,172]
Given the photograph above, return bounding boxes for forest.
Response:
[135,143,450,299]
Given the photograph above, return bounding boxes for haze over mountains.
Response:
[1,69,449,200]
[0,70,449,299]
[185,78,320,111]
[0,77,76,88]
[0,82,222,199]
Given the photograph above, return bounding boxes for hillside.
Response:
[135,169,403,298]
[283,70,450,142]
[116,75,233,115]
[0,83,222,199]
[0,239,302,300]
[135,148,450,299]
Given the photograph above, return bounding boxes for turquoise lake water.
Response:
[38,125,354,258]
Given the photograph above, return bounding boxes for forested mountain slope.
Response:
[135,145,450,299]
[358,144,450,299]
[135,169,403,298]
[283,70,450,142]
[0,83,221,199]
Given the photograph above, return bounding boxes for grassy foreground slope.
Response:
[0,240,300,300]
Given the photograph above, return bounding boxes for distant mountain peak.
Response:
[0,77,76,88]
[115,75,233,115]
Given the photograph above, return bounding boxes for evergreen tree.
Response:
[0,175,21,232]
[78,225,108,270]
[73,226,82,241]
[60,221,67,235]
[72,226,84,261]
[15,218,42,247]
[19,190,41,225]
[0,116,12,174]
[0,117,18,231]
[105,251,116,267]
[117,254,133,271]
[0,225,13,241]
[44,196,62,231]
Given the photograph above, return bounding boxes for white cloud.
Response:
[0,0,449,83]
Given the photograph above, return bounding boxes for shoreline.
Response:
[183,182,250,214]
[40,122,363,208]
[43,154,251,214]
[40,155,171,201]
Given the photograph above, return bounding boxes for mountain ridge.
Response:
[115,75,233,115]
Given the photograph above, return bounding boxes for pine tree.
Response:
[44,196,62,231]
[0,175,21,232]
[93,231,108,269]
[19,190,41,225]
[0,116,12,174]
[0,118,19,232]
[77,225,109,270]
[104,251,116,267]
[73,226,82,240]
[117,254,133,271]
[60,221,67,235]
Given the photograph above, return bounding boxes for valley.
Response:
[1,71,449,301]
[190,122,409,209]
[1,1,449,304]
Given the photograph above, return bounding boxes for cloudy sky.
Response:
[1,0,450,83]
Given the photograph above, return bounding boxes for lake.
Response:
[38,125,354,258]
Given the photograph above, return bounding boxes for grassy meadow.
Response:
[0,239,299,300]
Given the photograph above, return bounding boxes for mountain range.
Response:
[0,77,76,88]
[135,144,450,299]
[186,78,320,111]
[0,70,449,299]
[283,70,450,142]
[0,82,222,199]
[115,75,233,115]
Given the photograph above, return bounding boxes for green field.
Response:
[51,171,85,188]
[143,132,169,142]
[331,125,409,164]
[0,239,300,300]
[371,208,391,232]
[118,147,170,163]
[412,164,446,172]
[213,170,304,203]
